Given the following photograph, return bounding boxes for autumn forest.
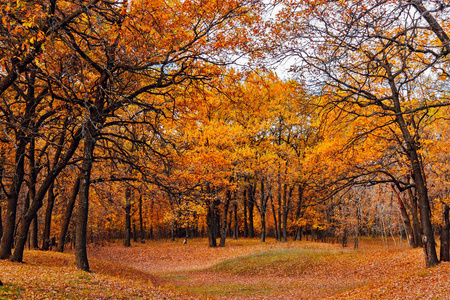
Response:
[1,0,450,298]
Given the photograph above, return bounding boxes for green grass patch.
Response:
[164,275,190,281]
[209,248,341,276]
[0,284,24,300]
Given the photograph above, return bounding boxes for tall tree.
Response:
[275,0,450,267]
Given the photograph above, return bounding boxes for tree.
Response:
[274,0,450,267]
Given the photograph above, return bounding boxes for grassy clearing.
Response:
[209,248,342,275]
[3,238,450,299]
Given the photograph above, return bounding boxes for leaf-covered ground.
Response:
[0,250,182,299]
[3,238,450,299]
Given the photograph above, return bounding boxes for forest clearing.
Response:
[2,238,450,299]
[2,1,450,298]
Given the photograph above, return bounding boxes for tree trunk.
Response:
[407,187,421,248]
[0,153,4,243]
[282,184,293,243]
[0,205,2,241]
[342,228,348,247]
[294,185,303,241]
[207,199,217,247]
[139,195,145,243]
[410,150,439,266]
[440,204,449,262]
[270,195,278,240]
[57,176,81,252]
[42,184,56,250]
[277,172,282,241]
[260,179,266,243]
[243,189,248,238]
[392,185,415,248]
[354,203,360,249]
[227,204,232,238]
[29,216,39,250]
[124,186,131,247]
[75,128,96,272]
[133,223,137,243]
[233,201,238,240]
[248,184,255,238]
[277,178,282,242]
[28,138,39,250]
[171,219,175,241]
[219,190,231,247]
[0,138,27,259]
[389,72,439,266]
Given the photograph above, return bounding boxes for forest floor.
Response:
[2,237,450,299]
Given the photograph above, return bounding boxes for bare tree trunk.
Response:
[75,127,96,272]
[390,75,439,266]
[219,190,231,247]
[248,184,255,238]
[29,217,39,249]
[0,205,2,241]
[0,138,27,259]
[259,179,268,243]
[233,201,238,240]
[407,187,421,248]
[57,176,80,252]
[42,184,56,250]
[354,203,360,249]
[294,185,303,241]
[342,228,348,248]
[207,199,217,247]
[0,152,4,240]
[277,178,282,242]
[392,185,415,248]
[124,186,131,247]
[227,205,232,238]
[440,204,449,262]
[282,184,293,243]
[171,219,175,241]
[139,195,145,243]
[270,194,278,240]
[243,189,248,237]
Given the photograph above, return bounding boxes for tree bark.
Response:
[294,184,303,241]
[75,126,96,271]
[0,205,2,241]
[270,194,278,240]
[247,184,255,238]
[42,184,56,250]
[277,170,282,241]
[233,201,238,239]
[392,185,415,248]
[219,190,231,247]
[282,184,293,243]
[259,179,267,243]
[243,189,248,237]
[139,195,145,243]
[406,187,421,248]
[124,186,131,247]
[387,64,439,266]
[57,176,81,252]
[29,217,39,250]
[408,140,439,266]
[11,127,81,262]
[354,203,360,249]
[207,199,217,247]
[440,204,449,262]
[0,138,27,259]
